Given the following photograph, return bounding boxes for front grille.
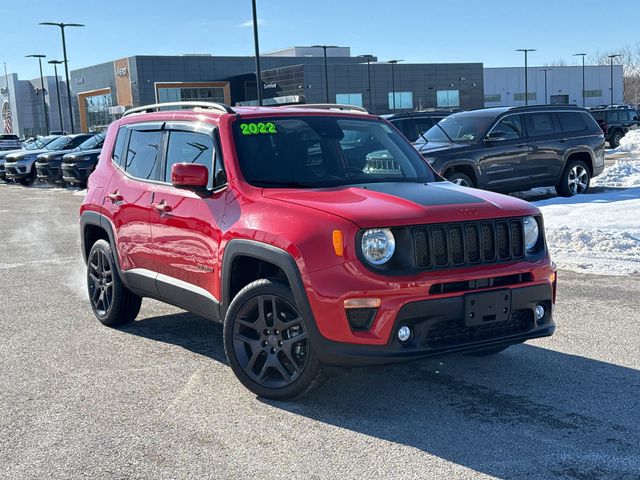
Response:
[414,218,525,270]
[425,309,534,348]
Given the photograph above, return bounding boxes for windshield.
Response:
[25,136,57,150]
[418,114,495,144]
[77,134,105,151]
[233,116,435,188]
[46,134,93,151]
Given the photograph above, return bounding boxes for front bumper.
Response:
[36,161,63,181]
[311,283,554,367]
[62,160,94,184]
[4,162,32,180]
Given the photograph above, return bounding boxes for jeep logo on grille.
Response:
[456,207,480,217]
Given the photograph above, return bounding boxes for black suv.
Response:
[36,133,104,184]
[589,106,639,148]
[383,110,455,142]
[415,105,605,197]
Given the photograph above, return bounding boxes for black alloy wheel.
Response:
[88,247,114,317]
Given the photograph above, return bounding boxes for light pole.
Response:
[388,59,402,110]
[608,54,621,106]
[311,45,339,103]
[573,53,587,106]
[48,60,64,132]
[250,0,263,106]
[358,54,374,111]
[539,68,551,104]
[26,54,49,134]
[40,22,84,133]
[516,48,536,105]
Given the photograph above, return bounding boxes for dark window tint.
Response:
[525,113,555,137]
[591,111,605,122]
[112,129,127,167]
[558,112,588,132]
[489,115,522,139]
[125,130,163,181]
[414,117,434,139]
[165,131,214,185]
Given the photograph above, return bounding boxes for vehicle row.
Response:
[0,133,104,187]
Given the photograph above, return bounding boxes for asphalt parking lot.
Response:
[1,182,640,480]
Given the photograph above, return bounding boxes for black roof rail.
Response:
[123,101,235,117]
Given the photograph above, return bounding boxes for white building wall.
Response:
[484,65,624,107]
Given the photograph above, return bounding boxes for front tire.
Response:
[87,239,142,327]
[223,279,321,400]
[555,160,590,197]
[444,171,474,188]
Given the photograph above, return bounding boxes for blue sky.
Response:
[2,0,638,80]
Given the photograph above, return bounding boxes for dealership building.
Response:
[0,45,626,136]
[484,65,624,107]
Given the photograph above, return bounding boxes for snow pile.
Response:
[613,129,640,154]
[592,158,640,188]
[535,188,640,275]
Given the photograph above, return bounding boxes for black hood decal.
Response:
[354,182,484,207]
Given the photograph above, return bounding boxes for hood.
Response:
[63,148,101,161]
[37,149,73,162]
[263,181,539,228]
[415,141,470,155]
[0,148,25,160]
[5,149,47,162]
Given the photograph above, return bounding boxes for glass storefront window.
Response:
[85,93,113,131]
[336,93,363,106]
[437,90,460,107]
[158,86,226,104]
[387,92,413,110]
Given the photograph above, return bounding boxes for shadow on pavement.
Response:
[119,312,640,478]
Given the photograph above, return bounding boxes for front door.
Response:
[148,124,228,317]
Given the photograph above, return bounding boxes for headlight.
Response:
[361,228,395,265]
[523,216,540,251]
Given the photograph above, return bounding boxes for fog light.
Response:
[398,325,412,343]
[535,304,545,321]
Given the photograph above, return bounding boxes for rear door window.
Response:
[557,112,588,133]
[524,113,556,137]
[124,130,163,181]
[607,111,620,123]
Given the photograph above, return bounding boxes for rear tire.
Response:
[87,239,142,327]
[224,279,322,400]
[609,130,623,148]
[444,171,474,188]
[555,160,591,197]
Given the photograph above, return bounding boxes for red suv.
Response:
[80,102,557,399]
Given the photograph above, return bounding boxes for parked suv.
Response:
[589,106,640,148]
[80,102,557,399]
[61,134,106,187]
[0,136,56,182]
[415,106,605,196]
[36,133,103,184]
[383,110,455,142]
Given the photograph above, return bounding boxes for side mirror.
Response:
[485,131,506,142]
[171,163,208,190]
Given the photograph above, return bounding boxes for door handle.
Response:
[152,200,172,214]
[106,191,123,202]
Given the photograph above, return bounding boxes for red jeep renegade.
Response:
[80,102,557,399]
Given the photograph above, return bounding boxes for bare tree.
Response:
[590,44,640,105]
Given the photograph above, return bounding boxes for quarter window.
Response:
[165,131,214,185]
[124,130,163,181]
[111,128,127,168]
[557,112,588,132]
[524,113,555,137]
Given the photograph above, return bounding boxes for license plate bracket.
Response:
[464,289,511,326]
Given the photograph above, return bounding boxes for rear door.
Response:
[148,123,227,316]
[102,124,163,291]
[522,112,564,185]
